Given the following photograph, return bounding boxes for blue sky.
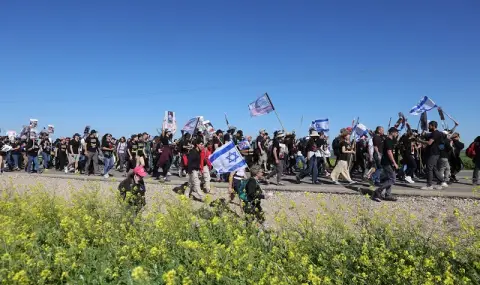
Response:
[1,1,479,143]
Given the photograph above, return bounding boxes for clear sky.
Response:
[1,1,479,143]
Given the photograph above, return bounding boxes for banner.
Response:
[311,118,329,134]
[410,96,437,115]
[162,111,177,134]
[20,126,30,138]
[248,93,275,117]
[7,130,17,139]
[29,119,38,129]
[203,120,215,135]
[48,125,55,134]
[182,117,202,135]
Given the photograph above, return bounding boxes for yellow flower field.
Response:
[0,180,479,284]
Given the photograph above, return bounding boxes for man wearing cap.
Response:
[84,130,100,175]
[372,127,399,202]
[118,165,147,214]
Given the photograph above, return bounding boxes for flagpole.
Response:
[265,93,286,132]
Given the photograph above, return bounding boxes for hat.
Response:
[388,127,399,134]
[215,129,223,135]
[259,129,266,133]
[90,130,97,134]
[276,131,285,138]
[133,166,147,177]
[310,131,320,137]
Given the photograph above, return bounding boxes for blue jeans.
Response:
[42,152,50,169]
[295,156,306,171]
[298,155,318,183]
[12,153,20,169]
[371,152,382,184]
[103,156,114,175]
[27,155,39,172]
[375,165,396,197]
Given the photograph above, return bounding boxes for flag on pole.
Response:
[409,96,437,115]
[208,141,247,174]
[248,93,275,117]
[224,113,231,128]
[420,111,428,131]
[182,117,203,135]
[311,118,329,134]
[163,111,177,134]
[353,123,369,138]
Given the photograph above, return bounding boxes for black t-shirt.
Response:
[160,135,170,147]
[137,141,145,156]
[381,137,395,166]
[11,141,21,153]
[338,141,350,161]
[85,136,99,152]
[272,139,282,160]
[373,135,384,154]
[427,130,443,156]
[212,137,222,151]
[69,140,80,155]
[60,142,68,153]
[128,141,138,156]
[255,136,264,152]
[41,140,51,153]
[102,141,114,157]
[27,140,40,156]
[187,148,201,173]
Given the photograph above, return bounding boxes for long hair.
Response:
[101,134,109,146]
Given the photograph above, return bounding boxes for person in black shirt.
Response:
[213,130,223,152]
[26,139,40,173]
[296,131,320,184]
[449,133,464,183]
[136,133,146,167]
[57,138,69,171]
[256,130,268,171]
[420,121,444,190]
[437,131,453,188]
[185,139,205,201]
[399,130,417,184]
[67,134,81,173]
[472,136,480,186]
[102,134,115,178]
[371,126,385,185]
[127,135,139,173]
[84,130,100,175]
[41,138,52,170]
[330,132,356,185]
[372,127,399,202]
[266,131,286,186]
[243,165,267,224]
[11,139,21,170]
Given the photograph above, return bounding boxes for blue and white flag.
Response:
[353,123,369,138]
[208,141,247,174]
[182,117,202,135]
[311,118,329,134]
[248,93,274,117]
[409,96,437,115]
[237,138,251,150]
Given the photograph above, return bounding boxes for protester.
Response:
[296,131,321,184]
[185,138,206,201]
[67,133,81,174]
[84,130,100,176]
[116,136,127,172]
[266,131,286,186]
[449,133,464,183]
[472,136,480,186]
[26,138,40,173]
[330,132,356,185]
[372,127,400,202]
[101,133,115,178]
[242,165,266,223]
[118,165,147,214]
[420,121,444,190]
[371,126,385,185]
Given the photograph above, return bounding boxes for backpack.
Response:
[466,142,476,159]
[332,137,341,157]
[237,178,257,202]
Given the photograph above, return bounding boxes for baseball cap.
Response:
[133,166,147,177]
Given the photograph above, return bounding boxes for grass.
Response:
[0,182,479,284]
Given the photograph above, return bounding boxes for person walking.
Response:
[84,130,100,176]
[185,139,206,201]
[296,131,321,184]
[330,131,356,185]
[471,136,480,186]
[372,127,400,202]
[101,134,115,178]
[266,131,286,186]
[420,121,444,190]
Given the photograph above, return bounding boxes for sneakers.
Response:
[64,167,68,174]
[371,192,382,202]
[441,182,449,188]
[421,186,434,190]
[103,174,109,179]
[434,185,443,190]
[348,181,357,185]
[332,181,341,185]
[405,176,415,184]
[295,175,301,184]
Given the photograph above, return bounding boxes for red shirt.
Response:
[200,148,212,169]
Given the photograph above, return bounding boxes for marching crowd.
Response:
[1,122,480,217]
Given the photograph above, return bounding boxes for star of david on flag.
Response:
[208,141,247,174]
[409,96,437,115]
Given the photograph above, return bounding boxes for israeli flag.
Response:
[208,141,247,174]
[311,118,329,134]
[410,96,437,115]
[353,123,369,138]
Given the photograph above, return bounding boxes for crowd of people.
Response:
[1,121,479,217]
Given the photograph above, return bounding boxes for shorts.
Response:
[69,154,80,163]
